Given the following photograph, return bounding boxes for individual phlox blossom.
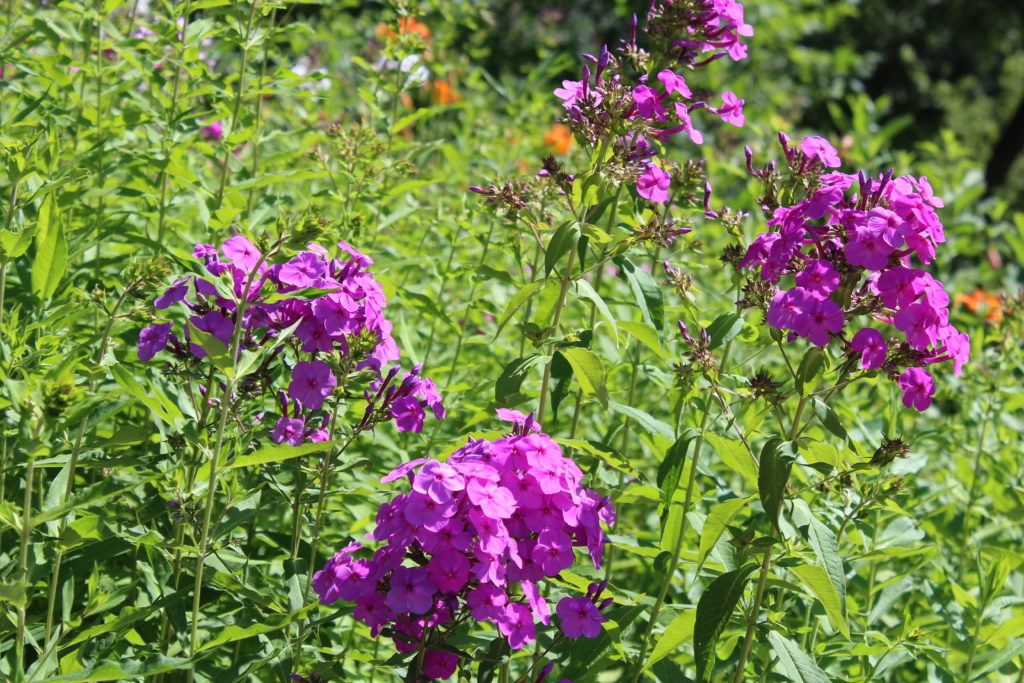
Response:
[200,121,223,141]
[288,360,337,411]
[657,69,691,97]
[637,163,671,203]
[851,328,887,370]
[221,234,261,271]
[556,596,607,638]
[740,135,968,411]
[313,420,614,665]
[137,322,173,361]
[801,136,841,168]
[632,84,667,121]
[898,367,935,411]
[715,91,745,127]
[422,650,458,680]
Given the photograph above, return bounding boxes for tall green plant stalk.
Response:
[730,394,808,682]
[215,0,260,211]
[629,340,735,682]
[155,0,193,246]
[43,288,133,643]
[536,248,576,425]
[186,258,265,679]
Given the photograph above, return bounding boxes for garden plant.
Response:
[0,1,1022,682]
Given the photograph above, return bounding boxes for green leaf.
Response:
[615,256,664,331]
[792,500,849,637]
[698,496,755,567]
[32,475,155,527]
[812,398,849,442]
[789,562,847,640]
[619,320,664,359]
[559,439,638,477]
[558,347,608,408]
[197,612,299,652]
[225,440,343,471]
[111,366,183,426]
[574,279,617,337]
[35,656,193,682]
[795,348,826,395]
[494,280,546,339]
[693,564,759,681]
[0,225,36,260]
[758,438,795,527]
[645,610,696,670]
[607,401,674,439]
[544,221,580,276]
[494,354,547,404]
[705,313,744,350]
[767,631,832,683]
[657,431,695,506]
[30,196,67,300]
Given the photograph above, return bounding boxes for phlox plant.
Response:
[1,1,1022,683]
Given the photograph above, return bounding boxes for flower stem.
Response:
[536,248,576,425]
[629,342,733,682]
[731,544,775,683]
[214,0,259,211]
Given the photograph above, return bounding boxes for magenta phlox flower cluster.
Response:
[137,235,442,439]
[313,414,614,678]
[551,3,750,204]
[739,134,969,411]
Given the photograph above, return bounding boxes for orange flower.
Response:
[544,123,572,154]
[956,288,1003,323]
[376,17,431,42]
[431,80,460,105]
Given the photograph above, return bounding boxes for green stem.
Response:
[155,0,193,246]
[16,455,36,677]
[957,403,992,580]
[536,248,576,424]
[44,288,132,643]
[629,343,733,682]
[214,0,259,211]
[731,545,775,683]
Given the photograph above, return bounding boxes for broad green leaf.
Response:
[558,439,638,477]
[698,495,755,567]
[619,320,664,359]
[0,224,36,260]
[657,431,696,506]
[615,256,664,331]
[645,610,696,670]
[110,366,183,426]
[559,346,608,408]
[197,612,299,652]
[790,562,847,639]
[792,500,849,637]
[544,221,580,276]
[758,438,795,527]
[795,348,826,395]
[224,440,343,471]
[574,279,617,337]
[608,401,674,438]
[494,280,546,339]
[31,196,67,299]
[767,631,832,683]
[494,354,547,404]
[35,655,193,682]
[32,475,154,527]
[705,313,744,350]
[694,564,758,681]
[706,434,758,490]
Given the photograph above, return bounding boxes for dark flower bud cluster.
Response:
[313,411,615,680]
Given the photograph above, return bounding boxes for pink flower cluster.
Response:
[313,413,615,679]
[740,135,969,411]
[137,235,443,439]
[552,1,750,204]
